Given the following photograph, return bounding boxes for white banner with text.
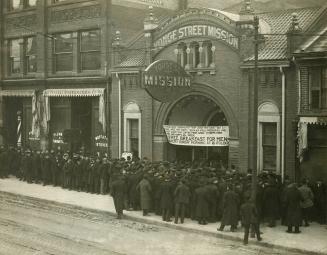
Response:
[163,125,229,147]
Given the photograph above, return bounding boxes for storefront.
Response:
[0,90,37,148]
[43,88,107,153]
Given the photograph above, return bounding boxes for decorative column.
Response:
[197,42,203,68]
[210,46,216,74]
[185,45,191,70]
[174,48,179,66]
[144,6,158,66]
[17,110,22,147]
[210,46,216,68]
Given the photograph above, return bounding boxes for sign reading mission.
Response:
[143,60,192,102]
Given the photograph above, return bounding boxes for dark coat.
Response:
[136,178,152,210]
[174,183,191,204]
[195,186,210,218]
[221,190,240,226]
[159,181,174,210]
[240,201,259,225]
[111,178,127,213]
[285,185,303,226]
[263,184,280,219]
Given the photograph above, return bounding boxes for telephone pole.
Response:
[252,15,260,201]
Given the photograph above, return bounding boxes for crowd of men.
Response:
[0,146,326,242]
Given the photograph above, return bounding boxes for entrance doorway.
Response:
[166,95,229,167]
[71,98,92,151]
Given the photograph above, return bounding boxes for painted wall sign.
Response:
[154,25,239,49]
[164,125,230,147]
[143,60,192,102]
[112,0,178,10]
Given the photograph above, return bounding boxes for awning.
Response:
[299,117,327,125]
[0,89,35,97]
[43,88,105,97]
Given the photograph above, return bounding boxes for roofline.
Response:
[241,60,290,69]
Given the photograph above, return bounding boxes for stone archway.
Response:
[154,83,238,138]
[153,83,239,164]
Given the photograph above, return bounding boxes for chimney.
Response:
[287,13,303,57]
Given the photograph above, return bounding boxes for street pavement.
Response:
[0,177,326,255]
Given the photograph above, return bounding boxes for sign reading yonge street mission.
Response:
[154,25,239,50]
[164,125,229,146]
[143,60,192,102]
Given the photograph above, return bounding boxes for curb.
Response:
[1,190,326,255]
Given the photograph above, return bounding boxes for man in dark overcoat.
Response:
[285,183,303,233]
[136,174,152,216]
[174,179,191,224]
[111,174,127,219]
[240,196,262,245]
[195,179,210,225]
[218,184,240,232]
[159,177,174,222]
[263,179,280,227]
[206,178,220,222]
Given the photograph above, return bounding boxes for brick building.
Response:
[1,0,326,181]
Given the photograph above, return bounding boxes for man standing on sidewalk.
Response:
[136,174,152,216]
[240,195,262,245]
[285,183,303,233]
[174,179,190,224]
[111,174,127,219]
[299,179,314,227]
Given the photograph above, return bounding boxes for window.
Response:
[25,37,37,73]
[9,39,21,74]
[258,102,280,174]
[129,119,139,156]
[8,0,21,10]
[80,30,100,71]
[54,33,74,72]
[309,67,327,110]
[8,0,36,10]
[176,43,187,68]
[262,123,277,171]
[27,0,37,6]
[123,103,141,158]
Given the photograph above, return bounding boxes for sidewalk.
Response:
[1,177,326,255]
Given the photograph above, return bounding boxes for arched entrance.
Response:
[165,94,229,166]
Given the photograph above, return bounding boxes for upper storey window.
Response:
[9,39,21,74]
[8,0,36,10]
[309,67,327,110]
[7,37,37,76]
[80,30,101,71]
[174,40,216,74]
[54,33,74,72]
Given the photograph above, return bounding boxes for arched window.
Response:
[203,41,213,68]
[258,102,281,174]
[176,42,187,68]
[123,102,141,158]
[190,41,200,68]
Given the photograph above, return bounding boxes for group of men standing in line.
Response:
[0,146,326,245]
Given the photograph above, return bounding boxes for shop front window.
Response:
[80,30,100,71]
[54,33,74,72]
[27,0,37,6]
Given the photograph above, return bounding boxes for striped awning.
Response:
[0,90,35,97]
[43,88,105,97]
[299,117,327,125]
